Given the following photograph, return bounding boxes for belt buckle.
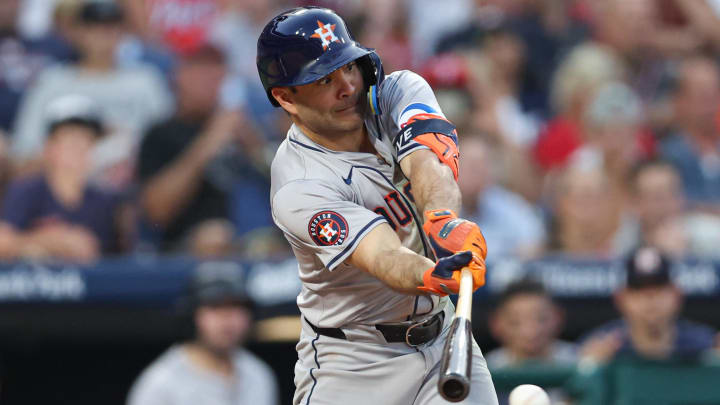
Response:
[405,321,424,347]
[404,315,437,347]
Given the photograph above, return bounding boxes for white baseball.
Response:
[508,384,551,405]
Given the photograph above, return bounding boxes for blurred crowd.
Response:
[3,0,720,264]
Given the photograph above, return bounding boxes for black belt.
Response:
[305,311,445,347]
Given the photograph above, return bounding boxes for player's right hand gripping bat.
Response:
[438,267,474,402]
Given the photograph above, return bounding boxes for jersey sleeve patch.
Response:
[308,211,349,246]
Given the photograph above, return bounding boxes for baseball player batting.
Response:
[257,7,498,405]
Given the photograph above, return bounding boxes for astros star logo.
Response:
[319,222,338,242]
[310,20,340,51]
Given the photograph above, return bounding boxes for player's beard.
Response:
[297,93,366,139]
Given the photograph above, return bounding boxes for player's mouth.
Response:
[335,97,360,114]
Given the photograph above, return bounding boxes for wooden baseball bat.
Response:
[438,267,474,402]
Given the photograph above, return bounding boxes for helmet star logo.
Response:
[311,20,340,50]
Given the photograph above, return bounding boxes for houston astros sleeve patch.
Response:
[308,211,349,246]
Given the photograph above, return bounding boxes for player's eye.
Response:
[318,76,331,85]
[346,62,355,71]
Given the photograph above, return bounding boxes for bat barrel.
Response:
[438,316,473,402]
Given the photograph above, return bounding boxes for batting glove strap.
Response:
[418,251,485,296]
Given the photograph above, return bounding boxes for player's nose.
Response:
[336,69,356,99]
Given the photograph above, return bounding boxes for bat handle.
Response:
[438,267,474,403]
[455,267,473,320]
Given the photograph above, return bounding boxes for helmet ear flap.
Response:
[359,51,384,115]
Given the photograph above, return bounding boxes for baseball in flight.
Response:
[508,384,551,405]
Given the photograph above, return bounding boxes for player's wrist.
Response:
[418,266,449,296]
[423,209,458,224]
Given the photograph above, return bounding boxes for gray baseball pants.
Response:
[293,305,499,405]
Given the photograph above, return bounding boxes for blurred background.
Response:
[1,0,720,404]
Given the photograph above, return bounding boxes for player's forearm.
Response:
[348,223,432,294]
[402,149,461,214]
[368,246,431,294]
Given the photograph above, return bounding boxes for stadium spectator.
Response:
[207,0,280,80]
[533,43,625,171]
[533,0,710,173]
[588,0,663,59]
[430,30,542,201]
[586,0,681,101]
[355,0,413,73]
[508,0,589,116]
[0,95,126,263]
[566,81,655,197]
[615,159,720,258]
[467,28,539,149]
[486,278,577,404]
[437,0,589,117]
[487,278,577,367]
[204,0,288,147]
[462,28,543,201]
[11,0,172,188]
[407,0,475,66]
[127,262,278,405]
[419,53,475,133]
[660,55,720,206]
[0,0,74,133]
[114,0,176,80]
[580,246,718,364]
[547,165,621,256]
[458,137,545,262]
[138,45,268,254]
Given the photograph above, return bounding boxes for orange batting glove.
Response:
[418,251,486,296]
[423,209,487,260]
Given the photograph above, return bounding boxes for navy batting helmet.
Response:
[256,7,384,113]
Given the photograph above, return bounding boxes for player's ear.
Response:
[271,87,298,115]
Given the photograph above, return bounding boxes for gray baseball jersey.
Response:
[271,70,451,327]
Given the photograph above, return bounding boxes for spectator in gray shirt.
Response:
[127,263,278,405]
[11,0,172,189]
